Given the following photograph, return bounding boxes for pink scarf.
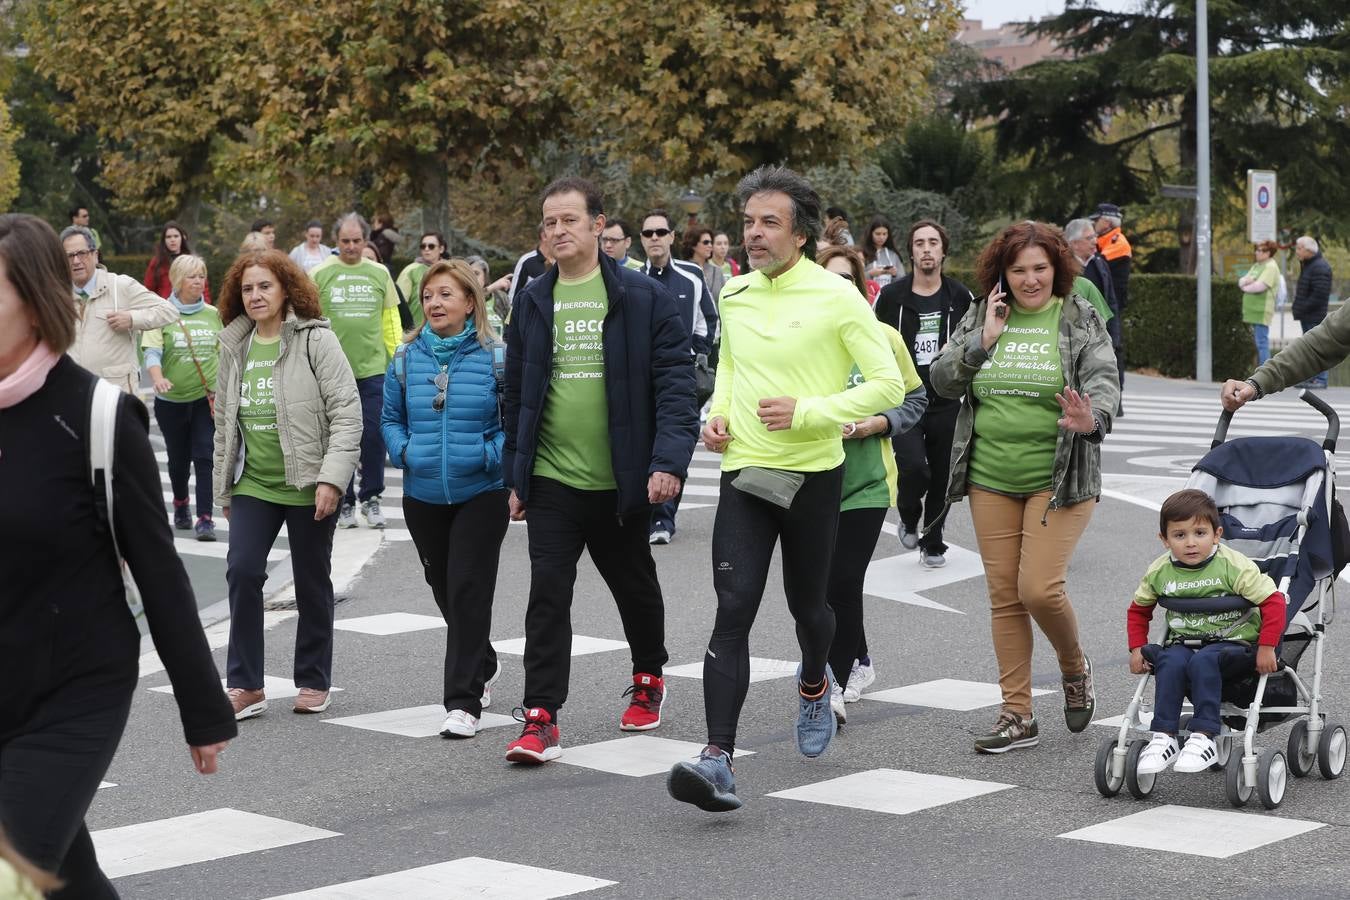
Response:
[0,342,60,409]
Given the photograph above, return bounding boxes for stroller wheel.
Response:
[1317,723,1347,779]
[1256,749,1288,809]
[1287,721,1316,777]
[1094,737,1124,797]
[1210,734,1233,772]
[1224,751,1254,807]
[1124,739,1157,799]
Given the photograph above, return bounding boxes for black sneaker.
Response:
[1063,655,1095,733]
[173,502,192,530]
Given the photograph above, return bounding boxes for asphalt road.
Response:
[97,373,1350,899]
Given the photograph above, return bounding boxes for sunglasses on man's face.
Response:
[641,228,671,238]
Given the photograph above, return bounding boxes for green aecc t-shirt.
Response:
[142,305,222,403]
[311,257,399,378]
[533,268,616,491]
[233,335,316,507]
[968,299,1065,495]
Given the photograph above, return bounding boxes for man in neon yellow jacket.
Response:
[667,166,905,812]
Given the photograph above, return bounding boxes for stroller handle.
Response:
[1212,387,1340,451]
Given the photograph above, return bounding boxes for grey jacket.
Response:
[212,312,362,508]
[930,294,1118,512]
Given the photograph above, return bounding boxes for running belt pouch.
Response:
[731,466,806,509]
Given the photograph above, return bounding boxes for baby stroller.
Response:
[1095,389,1348,809]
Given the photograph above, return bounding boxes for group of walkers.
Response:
[5,161,1348,894]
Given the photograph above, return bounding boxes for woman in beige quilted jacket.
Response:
[212,250,362,721]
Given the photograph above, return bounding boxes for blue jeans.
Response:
[345,374,387,505]
[1146,641,1245,736]
[1252,324,1270,366]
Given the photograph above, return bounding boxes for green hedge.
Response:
[943,268,1252,382]
[1120,275,1253,381]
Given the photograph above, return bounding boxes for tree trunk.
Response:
[417,156,452,252]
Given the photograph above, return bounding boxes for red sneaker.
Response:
[619,673,667,731]
[505,707,562,764]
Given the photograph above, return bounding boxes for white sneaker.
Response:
[337,502,357,529]
[843,658,876,703]
[1136,732,1180,774]
[1174,732,1219,773]
[830,683,847,725]
[440,709,479,739]
[481,658,503,709]
[649,529,671,545]
[362,497,387,529]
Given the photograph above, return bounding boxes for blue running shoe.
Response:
[667,745,742,812]
[796,664,837,758]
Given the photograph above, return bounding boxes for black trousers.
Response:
[893,400,958,554]
[523,477,668,719]
[826,506,888,690]
[703,465,843,754]
[403,490,509,717]
[1107,312,1126,399]
[226,494,338,690]
[154,396,214,518]
[0,671,135,899]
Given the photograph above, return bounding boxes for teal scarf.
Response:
[423,318,476,368]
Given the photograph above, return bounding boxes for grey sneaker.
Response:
[898,523,919,551]
[920,551,946,568]
[668,744,742,812]
[649,529,671,545]
[796,664,837,758]
[337,502,357,528]
[362,498,386,529]
[1063,654,1095,733]
[974,711,1039,754]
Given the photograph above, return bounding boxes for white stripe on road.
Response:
[261,857,615,899]
[93,809,339,879]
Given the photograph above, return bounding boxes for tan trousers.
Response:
[968,487,1092,717]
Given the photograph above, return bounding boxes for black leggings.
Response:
[893,400,958,554]
[826,506,888,690]
[1,672,135,899]
[402,490,510,716]
[703,466,842,755]
[154,396,214,518]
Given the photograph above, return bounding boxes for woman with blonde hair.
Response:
[213,249,362,719]
[143,254,222,539]
[381,259,509,739]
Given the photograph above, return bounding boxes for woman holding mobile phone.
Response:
[929,221,1118,755]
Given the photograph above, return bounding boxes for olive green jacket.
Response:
[1249,299,1349,396]
[930,294,1119,513]
[212,312,362,508]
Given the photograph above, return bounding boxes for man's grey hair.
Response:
[59,225,97,251]
[1297,235,1319,254]
[736,165,822,249]
[1063,219,1095,243]
[333,212,371,242]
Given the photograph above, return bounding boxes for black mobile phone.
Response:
[995,276,1008,318]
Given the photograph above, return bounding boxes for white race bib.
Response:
[914,312,942,365]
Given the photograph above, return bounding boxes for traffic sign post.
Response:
[1248,170,1277,242]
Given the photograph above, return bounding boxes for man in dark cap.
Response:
[1091,203,1130,414]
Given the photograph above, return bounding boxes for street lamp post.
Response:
[1195,0,1212,383]
[678,189,704,229]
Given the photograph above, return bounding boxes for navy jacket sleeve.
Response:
[113,394,237,747]
[647,284,699,480]
[502,289,525,490]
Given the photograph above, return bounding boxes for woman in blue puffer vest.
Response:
[381,258,509,740]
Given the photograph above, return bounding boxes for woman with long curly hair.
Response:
[144,221,210,302]
[930,221,1118,754]
[212,250,362,720]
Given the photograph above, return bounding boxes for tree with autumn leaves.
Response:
[16,0,961,234]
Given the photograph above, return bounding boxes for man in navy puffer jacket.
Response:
[501,176,698,765]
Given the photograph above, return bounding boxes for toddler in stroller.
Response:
[1128,489,1285,774]
[1096,388,1347,809]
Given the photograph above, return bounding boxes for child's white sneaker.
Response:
[1174,733,1219,773]
[1137,732,1180,774]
